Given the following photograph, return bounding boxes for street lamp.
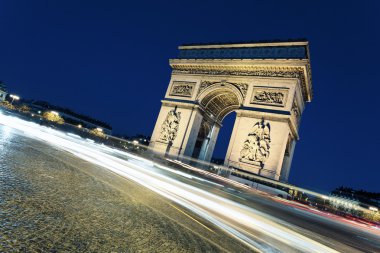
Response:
[10,94,20,105]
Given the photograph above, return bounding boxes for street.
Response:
[1,112,380,252]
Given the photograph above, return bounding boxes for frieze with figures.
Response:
[172,67,310,102]
[169,81,196,97]
[251,88,288,107]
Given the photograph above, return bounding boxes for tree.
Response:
[0,101,15,110]
[18,104,30,113]
[42,111,64,124]
[89,128,106,138]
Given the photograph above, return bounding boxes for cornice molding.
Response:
[170,61,312,102]
[179,41,309,50]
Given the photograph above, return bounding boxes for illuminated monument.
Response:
[149,40,313,181]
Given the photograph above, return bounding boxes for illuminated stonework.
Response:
[159,109,181,143]
[149,41,313,181]
[240,119,271,167]
[169,81,196,97]
[251,88,288,107]
[198,81,248,99]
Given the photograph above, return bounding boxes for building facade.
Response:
[149,41,313,181]
[0,90,7,102]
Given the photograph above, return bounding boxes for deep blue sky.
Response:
[1,1,379,192]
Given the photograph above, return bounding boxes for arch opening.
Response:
[199,88,241,123]
[191,87,241,162]
[211,111,237,165]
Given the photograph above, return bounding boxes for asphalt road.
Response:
[0,121,252,252]
[145,163,380,253]
[1,112,380,252]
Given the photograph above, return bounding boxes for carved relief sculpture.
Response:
[159,108,181,143]
[292,99,301,125]
[169,81,196,97]
[240,119,271,167]
[251,88,288,107]
[172,65,310,101]
[254,91,284,104]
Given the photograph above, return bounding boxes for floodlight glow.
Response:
[10,94,20,100]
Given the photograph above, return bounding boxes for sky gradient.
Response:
[1,0,379,192]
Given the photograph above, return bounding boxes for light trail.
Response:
[0,112,340,252]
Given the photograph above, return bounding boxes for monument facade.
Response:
[149,41,313,181]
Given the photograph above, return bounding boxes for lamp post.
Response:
[10,94,20,105]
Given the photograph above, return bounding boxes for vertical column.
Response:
[203,124,220,162]
[279,139,296,182]
[224,112,242,166]
[149,103,200,158]
[181,109,204,157]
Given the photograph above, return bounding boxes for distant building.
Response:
[329,195,361,214]
[0,81,7,102]
[0,90,7,102]
[330,187,380,213]
[27,100,113,134]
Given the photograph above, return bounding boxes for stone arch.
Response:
[196,82,244,122]
[187,82,244,161]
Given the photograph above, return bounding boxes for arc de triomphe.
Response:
[149,41,312,181]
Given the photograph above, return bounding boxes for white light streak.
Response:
[0,113,339,253]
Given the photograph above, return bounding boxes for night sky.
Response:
[1,1,379,192]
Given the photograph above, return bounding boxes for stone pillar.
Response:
[149,102,204,159]
[279,139,296,182]
[199,124,220,162]
[224,112,291,181]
